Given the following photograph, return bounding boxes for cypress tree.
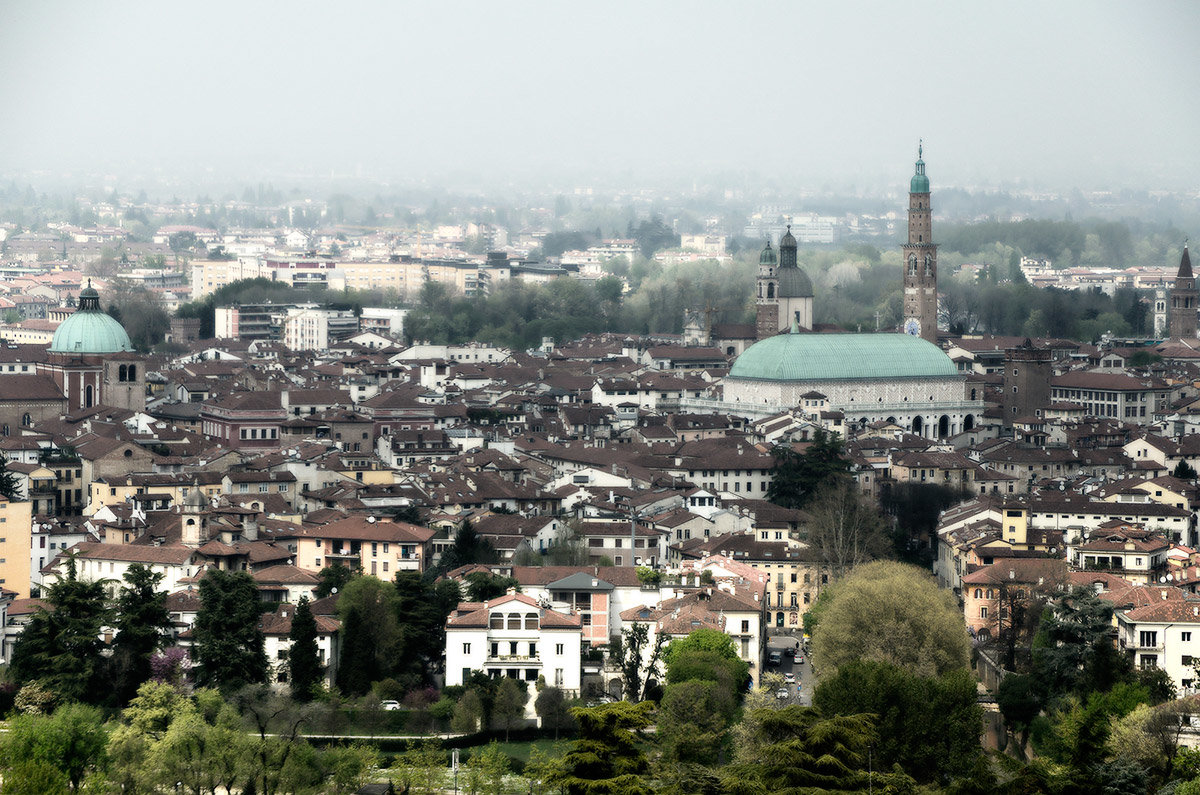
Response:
[288,596,322,702]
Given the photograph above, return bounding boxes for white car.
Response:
[380,700,401,711]
[784,672,796,683]
[775,688,790,700]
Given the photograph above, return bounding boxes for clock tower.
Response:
[902,142,938,343]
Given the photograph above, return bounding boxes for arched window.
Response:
[21,413,31,426]
[118,364,128,381]
[524,613,538,630]
[85,384,94,408]
[490,613,504,629]
[766,283,775,299]
[127,364,136,380]
[924,255,933,276]
[986,589,994,599]
[507,613,521,630]
[974,589,982,599]
[908,256,918,276]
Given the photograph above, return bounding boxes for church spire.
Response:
[1179,240,1193,280]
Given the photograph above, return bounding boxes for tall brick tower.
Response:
[901,142,938,343]
[1170,243,1196,340]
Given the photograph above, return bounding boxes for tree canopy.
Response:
[810,560,970,678]
[193,569,268,692]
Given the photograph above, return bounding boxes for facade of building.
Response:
[444,593,584,695]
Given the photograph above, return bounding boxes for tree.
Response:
[451,689,484,734]
[492,677,528,741]
[0,703,108,792]
[804,479,893,579]
[110,563,173,705]
[464,571,519,602]
[813,659,983,784]
[288,596,322,702]
[193,569,268,692]
[619,622,666,702]
[551,701,655,795]
[1032,585,1131,700]
[463,741,510,795]
[393,572,462,690]
[10,554,110,704]
[996,673,1041,753]
[722,705,914,794]
[438,518,497,573]
[766,428,851,508]
[0,454,21,500]
[1174,460,1198,481]
[657,680,736,765]
[663,628,750,698]
[535,685,576,739]
[810,560,970,678]
[336,576,399,696]
[315,563,359,599]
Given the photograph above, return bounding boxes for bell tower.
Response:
[1170,243,1197,340]
[755,239,779,340]
[901,142,938,343]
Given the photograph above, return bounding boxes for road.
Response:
[765,634,812,706]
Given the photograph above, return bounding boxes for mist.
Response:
[2,1,1198,193]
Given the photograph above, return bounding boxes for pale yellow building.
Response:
[0,498,33,597]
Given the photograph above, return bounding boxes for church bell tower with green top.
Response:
[902,142,938,343]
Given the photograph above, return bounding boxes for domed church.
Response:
[40,282,145,413]
[706,146,981,438]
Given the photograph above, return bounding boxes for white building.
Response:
[444,592,584,696]
[1115,597,1200,693]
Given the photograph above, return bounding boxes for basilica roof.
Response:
[728,330,958,382]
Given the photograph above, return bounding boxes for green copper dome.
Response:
[759,241,777,266]
[910,142,930,193]
[49,285,134,354]
[729,331,956,382]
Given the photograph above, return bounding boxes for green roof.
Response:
[49,286,133,354]
[911,143,930,193]
[728,331,957,382]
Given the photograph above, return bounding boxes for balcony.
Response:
[486,654,541,664]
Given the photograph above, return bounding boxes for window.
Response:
[529,642,537,657]
[490,614,504,629]
[1184,632,1193,643]
[740,620,750,633]
[1140,631,1158,648]
[980,606,988,619]
[556,643,564,655]
[507,613,521,630]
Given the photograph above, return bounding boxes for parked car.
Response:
[784,672,796,683]
[768,651,782,666]
[380,700,401,711]
[775,688,790,700]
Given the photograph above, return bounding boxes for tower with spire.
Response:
[901,142,938,343]
[1170,242,1197,340]
[755,239,779,340]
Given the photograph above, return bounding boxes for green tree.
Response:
[551,701,655,795]
[336,576,399,696]
[811,560,970,678]
[438,518,497,573]
[663,628,750,702]
[463,741,510,795]
[657,679,736,765]
[315,562,359,598]
[451,689,484,734]
[0,454,21,500]
[996,672,1041,753]
[534,685,576,739]
[0,703,108,791]
[464,571,520,602]
[110,562,173,704]
[766,428,850,508]
[492,677,528,741]
[1174,459,1198,481]
[393,572,462,690]
[1032,585,1131,700]
[288,596,323,702]
[193,569,268,691]
[813,659,983,783]
[722,705,914,794]
[10,554,110,704]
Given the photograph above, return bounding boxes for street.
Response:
[765,634,812,706]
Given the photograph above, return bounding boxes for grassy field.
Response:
[458,738,570,764]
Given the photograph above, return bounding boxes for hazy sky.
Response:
[2,1,1198,191]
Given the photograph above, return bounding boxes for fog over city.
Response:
[2,1,1198,193]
